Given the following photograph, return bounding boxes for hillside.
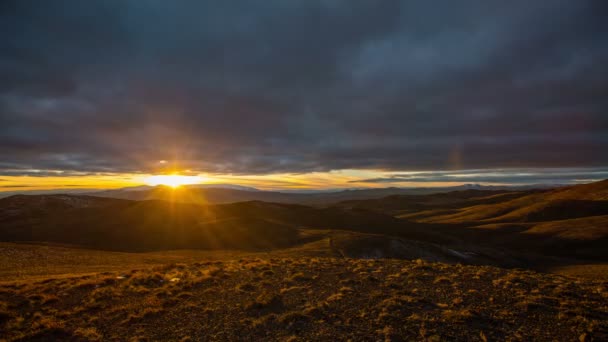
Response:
[0,195,413,252]
[407,180,608,224]
[0,197,299,252]
[1,180,607,264]
[0,243,250,282]
[336,189,540,215]
[335,180,608,261]
[0,196,516,269]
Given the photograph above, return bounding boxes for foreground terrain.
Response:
[1,257,607,341]
[1,180,607,340]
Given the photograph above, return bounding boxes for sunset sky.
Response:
[1,1,607,192]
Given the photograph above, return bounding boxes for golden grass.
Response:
[2,257,605,341]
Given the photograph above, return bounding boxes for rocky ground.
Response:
[1,257,607,341]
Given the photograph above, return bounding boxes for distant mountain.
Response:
[0,194,129,221]
[91,183,260,194]
[85,183,557,205]
[192,183,261,191]
[0,188,96,198]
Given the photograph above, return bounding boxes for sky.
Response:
[1,1,607,191]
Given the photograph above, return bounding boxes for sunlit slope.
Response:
[412,180,608,224]
[544,179,608,201]
[522,215,608,240]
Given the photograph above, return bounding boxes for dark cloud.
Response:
[0,0,607,176]
[354,167,608,185]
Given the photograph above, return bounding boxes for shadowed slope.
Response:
[0,195,407,252]
[336,190,539,216]
[0,197,306,252]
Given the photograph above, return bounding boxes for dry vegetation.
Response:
[0,242,251,282]
[1,257,606,341]
[2,180,608,340]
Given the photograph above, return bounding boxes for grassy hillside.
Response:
[0,243,255,282]
[2,180,607,264]
[383,180,608,261]
[409,180,608,224]
[545,179,608,201]
[1,257,606,341]
[0,227,518,283]
[352,181,607,224]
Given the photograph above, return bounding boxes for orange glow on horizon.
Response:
[144,175,202,188]
[0,169,518,194]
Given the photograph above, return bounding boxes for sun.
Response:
[144,174,202,188]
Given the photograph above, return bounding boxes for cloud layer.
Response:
[1,1,607,175]
[353,167,608,185]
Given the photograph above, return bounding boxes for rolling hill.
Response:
[402,180,608,224]
[1,179,607,265]
[0,194,490,266]
[0,194,413,252]
[87,183,551,205]
[359,180,608,260]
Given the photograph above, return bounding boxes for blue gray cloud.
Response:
[0,1,607,175]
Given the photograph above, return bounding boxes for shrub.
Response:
[74,327,103,341]
[280,286,306,295]
[286,272,312,283]
[245,293,284,312]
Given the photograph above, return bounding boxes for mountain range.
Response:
[84,183,561,205]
